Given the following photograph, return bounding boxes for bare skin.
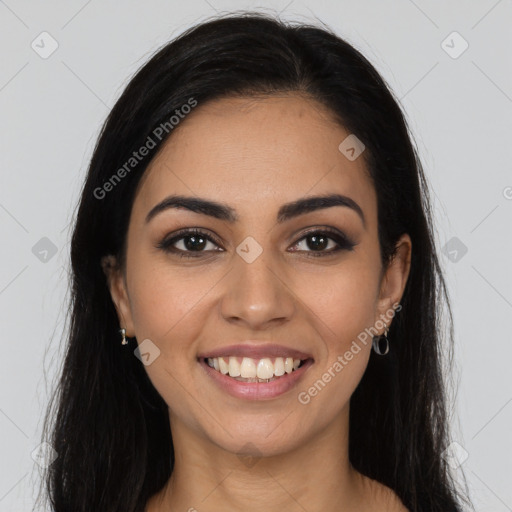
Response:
[104,93,411,512]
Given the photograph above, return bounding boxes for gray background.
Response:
[1,1,511,510]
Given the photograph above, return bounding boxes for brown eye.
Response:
[156,229,223,258]
[289,229,356,257]
[178,233,209,251]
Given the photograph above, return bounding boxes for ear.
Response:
[101,255,136,337]
[375,233,412,332]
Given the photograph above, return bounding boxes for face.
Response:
[104,93,411,458]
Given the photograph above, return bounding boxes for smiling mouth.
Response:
[202,356,311,383]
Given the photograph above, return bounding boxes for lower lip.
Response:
[198,358,314,400]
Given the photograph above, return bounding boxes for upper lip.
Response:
[198,343,313,361]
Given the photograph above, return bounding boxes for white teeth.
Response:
[240,357,257,378]
[206,355,307,379]
[274,357,285,376]
[218,357,229,374]
[257,358,274,379]
[228,357,241,377]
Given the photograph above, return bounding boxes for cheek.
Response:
[125,262,210,425]
[298,261,380,346]
[292,257,379,410]
[296,276,375,418]
[127,256,213,342]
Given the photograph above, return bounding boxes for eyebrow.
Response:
[145,193,366,227]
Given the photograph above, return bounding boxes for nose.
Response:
[220,243,296,330]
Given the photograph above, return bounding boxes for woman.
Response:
[39,12,473,512]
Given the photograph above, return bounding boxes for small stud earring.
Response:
[119,328,128,345]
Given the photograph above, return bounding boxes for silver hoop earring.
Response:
[119,327,128,345]
[372,322,389,356]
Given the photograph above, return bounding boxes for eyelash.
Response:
[156,227,356,259]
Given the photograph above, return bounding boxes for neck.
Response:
[146,405,373,512]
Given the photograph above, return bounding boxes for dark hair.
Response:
[38,11,472,512]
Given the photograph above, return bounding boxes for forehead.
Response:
[132,93,376,224]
